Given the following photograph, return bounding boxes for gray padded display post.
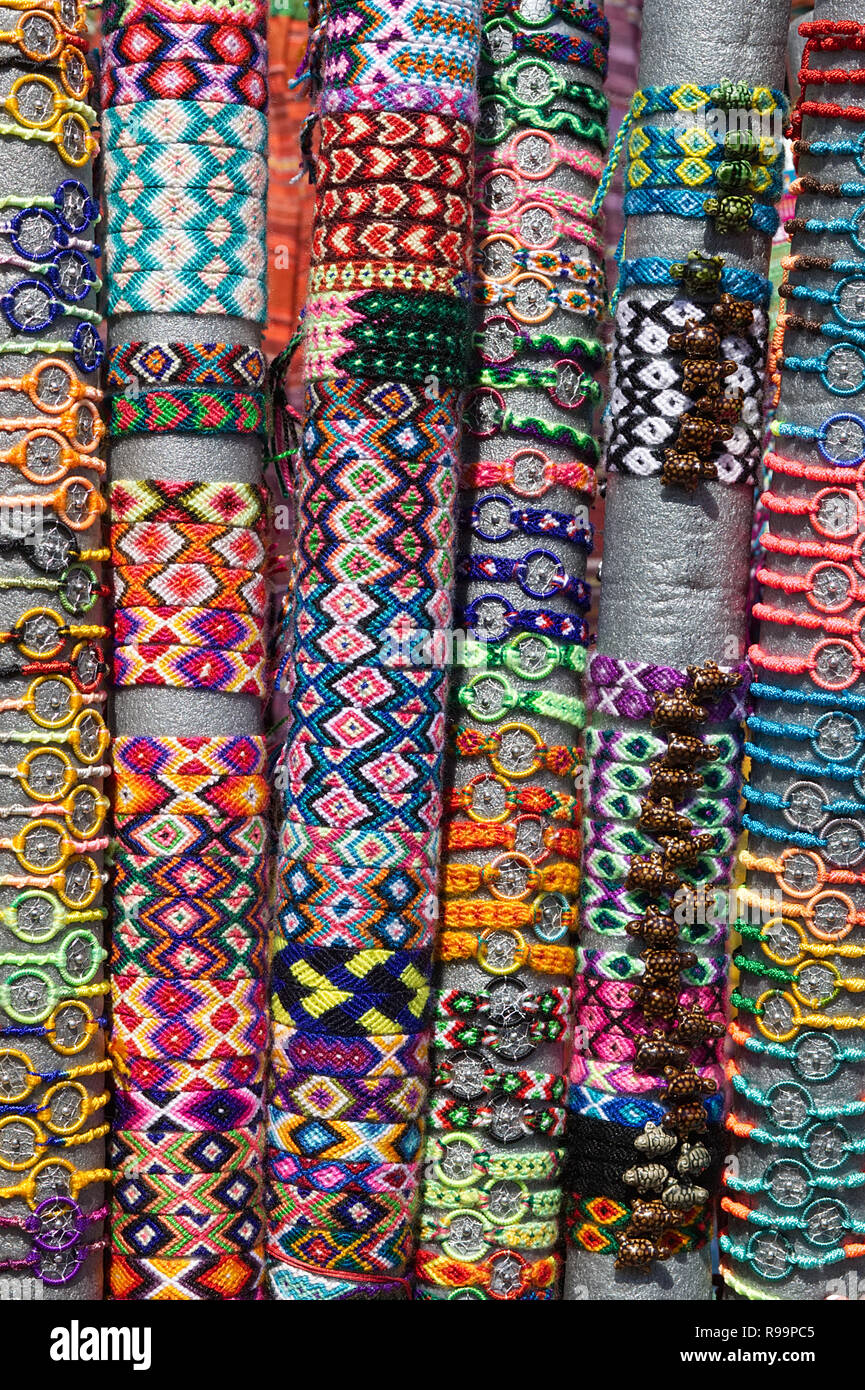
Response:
[563,0,790,1301]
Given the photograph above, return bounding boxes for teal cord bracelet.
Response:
[731,1024,865,1077]
[616,255,771,303]
[622,187,779,236]
[747,711,865,762]
[721,1231,865,1279]
[779,342,865,395]
[727,1067,865,1127]
[751,678,865,714]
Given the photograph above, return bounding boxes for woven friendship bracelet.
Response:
[114,604,264,650]
[112,564,265,615]
[107,225,265,281]
[101,60,267,110]
[109,1251,264,1300]
[113,734,265,779]
[101,97,266,149]
[110,478,266,528]
[587,656,750,723]
[111,518,265,567]
[109,389,264,437]
[104,144,267,199]
[108,186,265,236]
[104,21,267,70]
[107,268,265,322]
[107,341,265,391]
[113,643,267,696]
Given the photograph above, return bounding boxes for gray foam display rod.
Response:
[726,0,865,1302]
[563,0,790,1302]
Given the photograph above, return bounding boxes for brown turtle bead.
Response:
[660,449,716,490]
[687,659,742,704]
[676,411,732,455]
[615,1236,670,1270]
[625,851,682,897]
[662,1100,709,1136]
[656,831,715,866]
[695,389,743,426]
[666,732,717,766]
[626,905,679,946]
[667,322,722,359]
[675,1003,725,1047]
[650,688,705,732]
[647,761,705,800]
[642,947,698,983]
[711,292,754,332]
[680,355,736,397]
[630,981,680,1021]
[634,1031,690,1074]
[626,1198,676,1238]
[638,796,695,839]
[661,1064,718,1104]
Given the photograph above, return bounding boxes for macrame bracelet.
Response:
[101,59,266,109]
[110,478,266,528]
[107,185,264,236]
[109,388,263,437]
[101,97,266,149]
[107,268,265,322]
[414,1247,559,1297]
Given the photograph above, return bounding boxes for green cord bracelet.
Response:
[457,672,585,726]
[461,633,587,680]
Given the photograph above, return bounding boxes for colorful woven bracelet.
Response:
[111,517,265,567]
[107,341,265,391]
[101,95,265,149]
[108,186,264,235]
[113,733,265,778]
[109,1251,263,1300]
[113,564,265,616]
[106,269,265,321]
[109,388,264,437]
[110,478,266,528]
[101,59,266,109]
[414,1247,559,1297]
[104,20,266,69]
[267,1110,421,1165]
[114,607,261,652]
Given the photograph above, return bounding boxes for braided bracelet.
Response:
[456,673,585,725]
[414,1247,558,1298]
[101,60,266,110]
[104,144,267,200]
[109,389,263,437]
[437,928,574,976]
[107,269,265,322]
[108,186,264,236]
[477,93,607,151]
[104,20,266,70]
[110,478,266,528]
